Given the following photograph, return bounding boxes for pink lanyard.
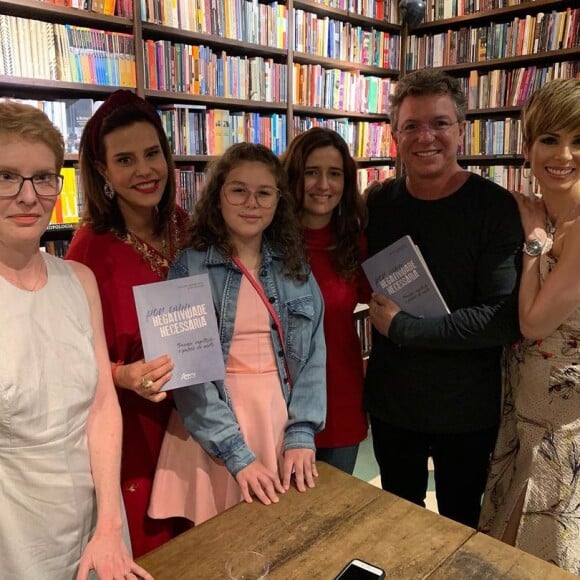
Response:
[232,256,293,389]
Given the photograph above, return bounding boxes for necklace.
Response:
[548,203,579,235]
[0,255,46,292]
[127,227,168,256]
[114,211,183,278]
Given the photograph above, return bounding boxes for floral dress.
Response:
[479,253,580,575]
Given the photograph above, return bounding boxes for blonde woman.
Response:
[480,78,580,574]
[0,102,149,579]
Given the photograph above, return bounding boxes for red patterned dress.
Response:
[65,207,188,557]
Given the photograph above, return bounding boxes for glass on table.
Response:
[224,550,270,579]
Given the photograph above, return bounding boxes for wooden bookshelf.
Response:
[141,22,289,58]
[0,0,132,29]
[417,0,571,29]
[1,0,577,235]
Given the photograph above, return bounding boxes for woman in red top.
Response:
[282,127,370,474]
[66,90,189,556]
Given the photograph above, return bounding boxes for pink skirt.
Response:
[149,272,288,524]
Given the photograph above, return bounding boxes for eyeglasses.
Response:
[222,182,280,209]
[397,120,460,137]
[0,171,64,198]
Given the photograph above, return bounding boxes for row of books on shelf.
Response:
[460,118,524,156]
[312,0,400,23]
[141,0,400,32]
[357,165,395,192]
[406,8,579,69]
[142,0,288,50]
[8,98,103,154]
[144,41,287,101]
[0,15,136,86]
[425,0,535,22]
[293,64,394,114]
[292,117,397,159]
[294,10,399,69]
[467,165,538,195]
[460,62,580,109]
[160,107,289,155]
[6,95,396,161]
[38,0,133,18]
[52,167,82,226]
[161,104,398,159]
[174,167,207,214]
[307,16,395,69]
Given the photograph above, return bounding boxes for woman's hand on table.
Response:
[77,529,153,580]
[281,449,318,492]
[235,459,285,506]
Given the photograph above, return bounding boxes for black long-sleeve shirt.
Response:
[364,174,523,433]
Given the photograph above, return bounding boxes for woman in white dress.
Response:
[479,79,580,574]
[0,102,151,579]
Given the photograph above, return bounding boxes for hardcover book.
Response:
[133,274,225,391]
[362,235,450,318]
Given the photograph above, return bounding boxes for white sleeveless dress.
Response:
[0,254,98,579]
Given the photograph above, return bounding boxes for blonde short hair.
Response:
[522,78,580,147]
[0,101,65,169]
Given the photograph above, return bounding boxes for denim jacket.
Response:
[170,240,327,476]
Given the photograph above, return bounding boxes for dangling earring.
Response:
[104,181,115,200]
[521,159,534,196]
[338,202,342,217]
[522,159,531,180]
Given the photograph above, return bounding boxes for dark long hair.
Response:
[189,142,308,282]
[281,127,367,279]
[78,90,176,235]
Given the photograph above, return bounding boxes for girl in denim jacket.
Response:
[149,143,327,524]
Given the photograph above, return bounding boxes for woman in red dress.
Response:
[282,127,371,474]
[66,90,189,557]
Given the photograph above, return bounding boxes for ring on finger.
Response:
[140,376,154,390]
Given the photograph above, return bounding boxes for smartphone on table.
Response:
[335,558,386,579]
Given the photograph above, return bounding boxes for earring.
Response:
[104,181,115,200]
[521,160,534,196]
[337,202,342,217]
[522,159,532,180]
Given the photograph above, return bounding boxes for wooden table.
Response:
[138,463,574,579]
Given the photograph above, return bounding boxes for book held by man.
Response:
[133,274,225,390]
[362,235,450,318]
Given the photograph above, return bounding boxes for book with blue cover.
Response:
[133,274,225,390]
[362,235,450,318]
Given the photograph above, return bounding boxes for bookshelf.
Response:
[406,0,579,189]
[0,0,401,244]
[1,0,578,237]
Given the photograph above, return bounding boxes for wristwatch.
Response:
[523,237,552,256]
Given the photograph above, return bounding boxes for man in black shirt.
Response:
[365,69,523,528]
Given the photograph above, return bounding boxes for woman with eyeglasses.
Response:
[148,142,326,525]
[65,90,190,557]
[0,102,151,578]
